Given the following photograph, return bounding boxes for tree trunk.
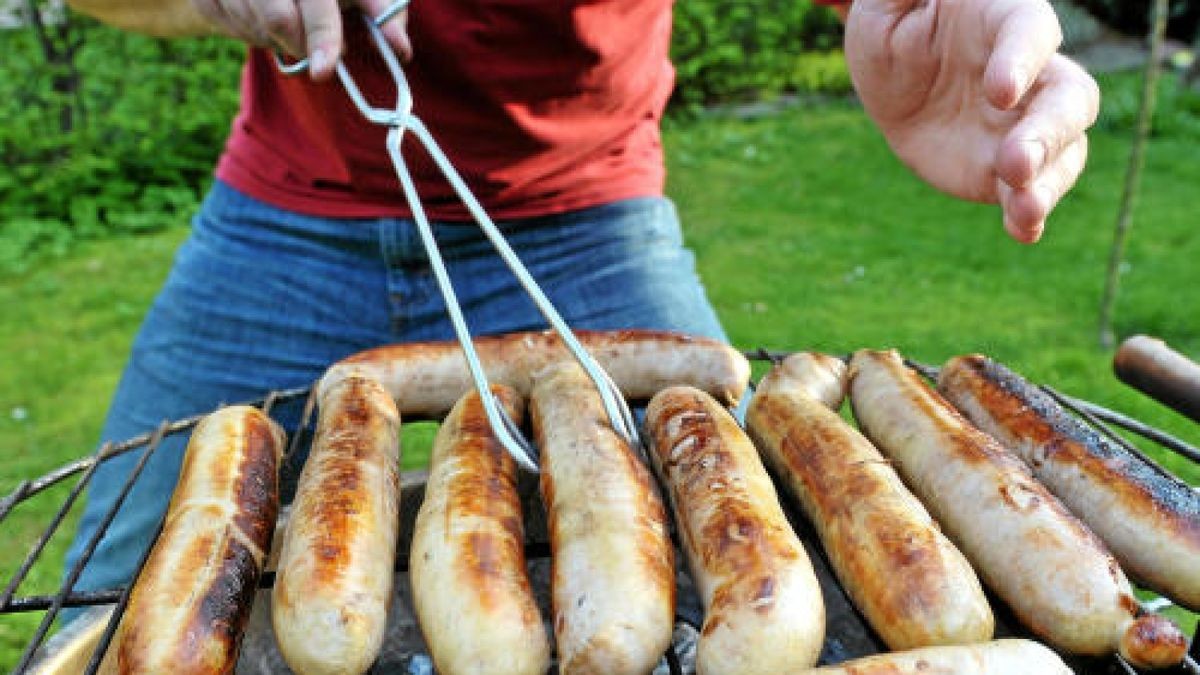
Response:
[1098,0,1170,349]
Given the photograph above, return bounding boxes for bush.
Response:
[0,16,243,275]
[1074,0,1199,41]
[671,0,846,107]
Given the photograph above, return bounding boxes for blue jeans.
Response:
[63,181,726,618]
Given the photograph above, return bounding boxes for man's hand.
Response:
[189,0,412,81]
[845,0,1099,243]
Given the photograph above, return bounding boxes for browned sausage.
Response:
[848,349,1187,670]
[747,353,992,651]
[800,639,1072,674]
[938,353,1200,611]
[1114,334,1200,422]
[531,361,675,674]
[272,375,401,675]
[102,405,284,674]
[410,384,550,675]
[646,385,824,674]
[319,328,751,416]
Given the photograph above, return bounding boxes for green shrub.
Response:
[671,0,846,107]
[0,17,243,275]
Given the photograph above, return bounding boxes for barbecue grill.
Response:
[3,349,1198,674]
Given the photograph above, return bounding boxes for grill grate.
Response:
[1,352,1197,674]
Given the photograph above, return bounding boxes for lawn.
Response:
[2,91,1198,665]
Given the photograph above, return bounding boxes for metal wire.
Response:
[13,421,170,673]
[281,12,645,473]
[5,350,1200,673]
[0,442,111,612]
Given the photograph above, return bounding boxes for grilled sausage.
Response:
[272,375,401,675]
[646,385,825,674]
[801,638,1072,674]
[1114,334,1200,422]
[319,328,751,416]
[746,353,992,651]
[410,384,550,675]
[102,405,284,674]
[531,361,675,674]
[847,349,1187,670]
[938,354,1200,611]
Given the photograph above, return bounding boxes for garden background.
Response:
[1,0,1199,666]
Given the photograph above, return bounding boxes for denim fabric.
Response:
[62,181,726,615]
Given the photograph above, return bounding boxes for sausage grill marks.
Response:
[847,349,1187,670]
[938,353,1200,612]
[319,329,752,417]
[50,331,1199,674]
[410,384,550,675]
[101,406,284,674]
[746,353,993,652]
[646,385,825,674]
[531,361,675,675]
[271,376,402,675]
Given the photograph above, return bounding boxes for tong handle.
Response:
[277,12,643,471]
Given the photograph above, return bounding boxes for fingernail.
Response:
[309,48,328,75]
[1024,140,1047,175]
[1036,183,1055,209]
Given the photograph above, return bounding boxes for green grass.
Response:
[3,91,1200,665]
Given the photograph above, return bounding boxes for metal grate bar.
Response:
[3,588,122,612]
[13,422,170,673]
[1040,384,1194,488]
[82,503,171,675]
[0,386,312,527]
[1052,390,1200,464]
[282,384,320,464]
[0,442,111,611]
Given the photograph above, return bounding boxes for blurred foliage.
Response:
[1075,0,1200,40]
[0,12,244,275]
[0,0,847,275]
[1094,70,1200,137]
[671,0,846,108]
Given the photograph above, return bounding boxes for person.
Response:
[61,0,1099,619]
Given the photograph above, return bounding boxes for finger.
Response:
[222,0,274,44]
[983,0,1062,110]
[251,0,306,58]
[995,55,1099,188]
[191,0,266,43]
[998,134,1088,243]
[359,0,413,61]
[296,0,344,80]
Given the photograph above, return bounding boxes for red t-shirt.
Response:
[215,0,675,221]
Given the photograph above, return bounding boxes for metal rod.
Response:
[0,442,111,610]
[406,114,640,451]
[13,422,169,673]
[83,502,172,675]
[385,123,539,473]
[665,642,684,675]
[1055,391,1200,464]
[742,347,790,364]
[1040,384,1193,487]
[2,588,123,612]
[0,385,311,514]
[282,385,320,466]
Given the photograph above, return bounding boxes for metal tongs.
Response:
[276,9,640,472]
